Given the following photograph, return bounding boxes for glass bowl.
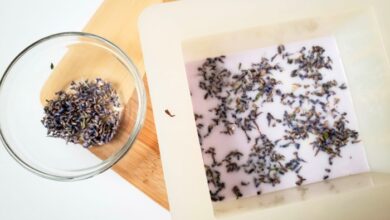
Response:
[0,32,146,181]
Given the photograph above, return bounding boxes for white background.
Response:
[0,1,170,220]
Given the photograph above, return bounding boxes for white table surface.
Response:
[0,1,171,220]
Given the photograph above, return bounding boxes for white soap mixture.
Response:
[185,36,369,202]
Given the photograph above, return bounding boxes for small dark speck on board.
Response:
[50,63,54,70]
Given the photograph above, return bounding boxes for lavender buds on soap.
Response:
[185,37,368,202]
[41,78,121,148]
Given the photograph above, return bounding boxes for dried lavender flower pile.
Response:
[191,43,363,202]
[41,78,121,148]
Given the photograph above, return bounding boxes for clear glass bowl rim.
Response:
[0,32,147,181]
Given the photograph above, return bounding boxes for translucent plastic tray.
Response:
[139,0,390,219]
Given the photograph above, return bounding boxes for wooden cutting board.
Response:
[40,0,170,209]
[82,0,171,209]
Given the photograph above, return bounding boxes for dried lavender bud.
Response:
[296,175,306,186]
[165,109,175,117]
[267,112,274,127]
[277,44,285,54]
[241,181,249,186]
[232,185,243,199]
[339,83,347,90]
[41,78,121,148]
[194,113,203,120]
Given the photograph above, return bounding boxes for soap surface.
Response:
[185,36,370,202]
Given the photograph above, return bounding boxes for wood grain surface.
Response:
[91,77,168,209]
[40,0,170,209]
[83,0,170,210]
